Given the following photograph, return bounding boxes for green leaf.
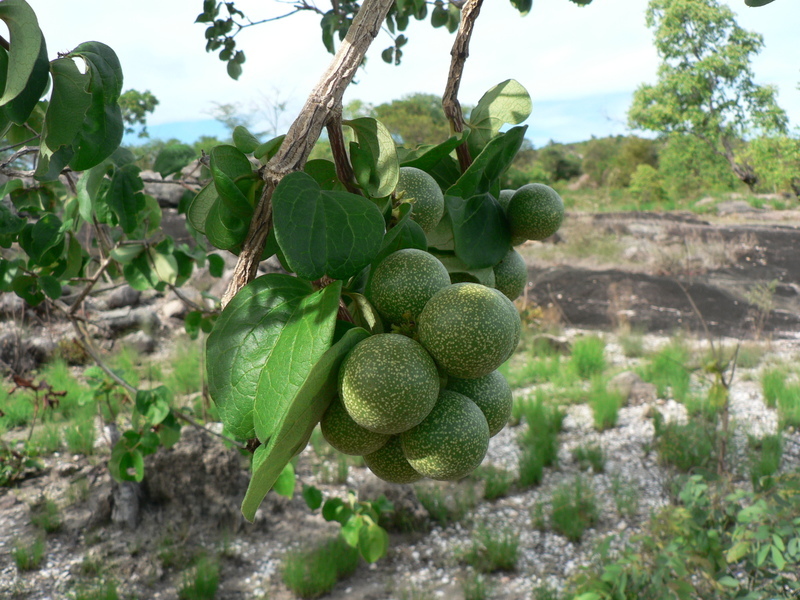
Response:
[232,125,260,154]
[44,58,92,150]
[435,252,496,286]
[468,80,531,156]
[341,515,363,547]
[345,292,383,334]
[771,545,786,570]
[446,193,510,269]
[343,117,400,197]
[117,449,145,482]
[399,135,465,171]
[34,140,74,182]
[76,161,112,223]
[227,59,242,80]
[149,247,178,286]
[38,275,61,300]
[11,274,43,305]
[745,0,775,5]
[0,0,45,107]
[272,462,295,498]
[67,42,124,171]
[2,36,48,125]
[187,182,218,234]
[135,386,172,425]
[322,498,345,522]
[23,213,65,266]
[211,145,254,218]
[153,143,196,178]
[110,243,145,265]
[717,576,739,589]
[509,0,533,16]
[272,171,385,280]
[726,541,750,563]
[302,484,323,510]
[204,196,249,251]
[253,134,285,162]
[0,202,25,236]
[207,253,225,277]
[448,126,527,199]
[105,164,146,234]
[240,326,370,522]
[303,159,346,191]
[358,523,389,563]
[756,543,770,566]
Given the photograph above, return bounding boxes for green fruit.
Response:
[417,283,522,379]
[493,248,527,301]
[395,167,445,233]
[498,189,515,213]
[339,333,439,435]
[446,371,513,437]
[401,390,490,481]
[507,183,564,242]
[321,397,390,455]
[364,436,423,484]
[366,249,450,324]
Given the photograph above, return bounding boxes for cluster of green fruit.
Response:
[320,167,565,484]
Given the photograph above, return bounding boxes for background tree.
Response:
[346,93,451,147]
[628,0,788,190]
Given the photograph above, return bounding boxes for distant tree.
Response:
[745,135,800,198]
[346,93,451,147]
[628,0,788,190]
[658,133,739,201]
[118,89,159,138]
[538,143,582,182]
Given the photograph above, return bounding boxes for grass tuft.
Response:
[571,443,606,473]
[550,475,599,542]
[570,335,606,379]
[462,525,519,573]
[178,555,219,600]
[282,536,360,599]
[12,534,46,571]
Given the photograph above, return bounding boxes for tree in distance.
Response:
[366,248,450,325]
[394,167,445,234]
[493,249,527,302]
[447,371,513,437]
[321,398,390,456]
[364,436,423,484]
[339,334,439,435]
[507,183,565,245]
[418,283,522,380]
[401,390,490,481]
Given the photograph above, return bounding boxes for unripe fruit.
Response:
[417,283,522,379]
[395,167,445,233]
[401,390,490,480]
[339,333,439,435]
[493,248,527,301]
[507,183,564,242]
[366,249,450,324]
[321,397,390,455]
[364,436,423,484]
[498,189,515,213]
[446,371,513,437]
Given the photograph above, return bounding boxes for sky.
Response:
[28,0,800,147]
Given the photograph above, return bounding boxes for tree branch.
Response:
[327,110,361,195]
[220,0,395,308]
[442,0,484,173]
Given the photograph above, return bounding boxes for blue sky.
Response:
[33,0,800,148]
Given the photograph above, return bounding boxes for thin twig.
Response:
[172,409,245,449]
[68,253,116,316]
[442,0,484,172]
[326,111,361,195]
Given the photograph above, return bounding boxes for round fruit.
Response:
[417,283,522,379]
[493,248,527,301]
[401,390,490,481]
[339,333,439,435]
[446,371,513,437]
[366,249,450,324]
[321,397,390,455]
[507,183,564,242]
[395,167,445,233]
[364,436,423,484]
[498,188,515,213]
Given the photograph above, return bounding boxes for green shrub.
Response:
[570,335,606,379]
[550,476,599,542]
[589,378,623,431]
[760,367,787,408]
[571,443,605,473]
[282,536,360,599]
[629,164,666,207]
[641,340,691,402]
[178,556,219,600]
[30,496,62,533]
[12,534,46,571]
[462,525,519,573]
[777,384,800,430]
[655,416,717,473]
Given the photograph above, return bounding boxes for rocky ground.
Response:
[1,202,800,600]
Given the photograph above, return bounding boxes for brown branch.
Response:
[442,0,484,173]
[220,0,395,308]
[68,252,116,316]
[327,112,361,194]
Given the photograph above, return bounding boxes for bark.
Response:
[221,0,394,308]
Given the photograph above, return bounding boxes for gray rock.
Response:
[98,306,161,336]
[162,299,188,320]
[716,200,759,216]
[141,170,185,208]
[531,334,571,355]
[105,285,141,310]
[608,371,642,404]
[118,330,156,354]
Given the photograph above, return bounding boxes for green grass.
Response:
[12,534,46,571]
[589,378,623,431]
[178,556,219,600]
[165,340,204,397]
[570,335,606,379]
[28,423,62,456]
[777,384,800,430]
[462,571,488,600]
[748,433,783,491]
[516,393,563,488]
[654,415,718,473]
[65,415,96,455]
[761,367,787,408]
[282,536,360,599]
[70,579,120,600]
[462,525,519,573]
[415,482,477,526]
[550,475,599,543]
[609,471,640,519]
[617,325,647,358]
[30,496,62,533]
[571,443,606,473]
[473,464,514,500]
[640,340,691,402]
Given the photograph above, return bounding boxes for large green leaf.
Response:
[272,171,385,280]
[204,196,248,251]
[398,134,465,171]
[67,42,124,171]
[76,161,112,223]
[446,192,510,269]
[447,126,527,199]
[241,326,370,522]
[2,36,48,125]
[44,58,92,150]
[20,213,65,266]
[0,0,44,107]
[210,144,255,218]
[153,143,196,178]
[186,182,218,234]
[105,164,145,234]
[344,117,400,197]
[207,274,341,442]
[468,80,531,156]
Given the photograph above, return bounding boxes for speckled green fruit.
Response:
[446,371,513,437]
[395,167,445,233]
[400,390,490,481]
[507,183,564,242]
[493,248,527,301]
[498,189,515,213]
[339,334,439,435]
[417,283,522,379]
[366,249,450,324]
[364,436,423,484]
[321,397,390,455]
